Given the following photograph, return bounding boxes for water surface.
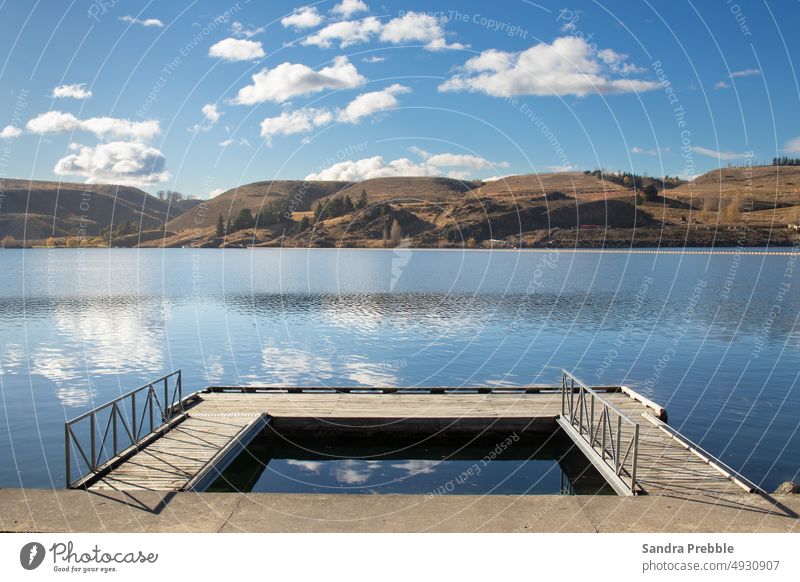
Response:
[0,248,798,491]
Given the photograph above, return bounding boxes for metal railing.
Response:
[560,370,639,495]
[65,370,184,488]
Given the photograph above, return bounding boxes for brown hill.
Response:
[0,179,173,240]
[332,176,478,204]
[475,172,630,201]
[165,180,347,232]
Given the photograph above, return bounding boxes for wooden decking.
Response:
[80,385,757,501]
[89,413,265,492]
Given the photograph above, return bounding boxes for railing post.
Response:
[149,387,154,432]
[561,372,565,416]
[164,377,169,421]
[631,424,639,493]
[65,424,70,488]
[616,415,622,474]
[132,391,137,440]
[601,407,607,461]
[178,370,183,411]
[89,411,96,471]
[112,404,118,456]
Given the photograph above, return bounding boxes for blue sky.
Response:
[1,0,798,197]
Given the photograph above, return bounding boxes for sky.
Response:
[1,0,798,198]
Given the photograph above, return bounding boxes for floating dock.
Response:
[64,370,764,505]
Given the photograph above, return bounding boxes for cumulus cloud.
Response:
[439,36,659,97]
[281,6,324,30]
[120,15,164,28]
[362,55,385,63]
[337,84,410,123]
[52,83,92,99]
[306,149,508,181]
[230,21,264,38]
[260,108,333,144]
[189,104,222,133]
[303,11,465,50]
[379,12,465,50]
[302,17,382,48]
[331,0,369,17]
[26,111,160,140]
[714,81,730,90]
[783,137,800,155]
[209,38,265,61]
[691,146,750,161]
[0,125,22,140]
[232,56,365,105]
[631,146,670,156]
[54,141,170,185]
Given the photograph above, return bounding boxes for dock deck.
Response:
[68,375,759,503]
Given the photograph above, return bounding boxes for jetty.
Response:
[64,370,762,502]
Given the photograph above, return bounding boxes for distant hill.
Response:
[165,180,348,232]
[331,176,478,204]
[0,179,176,240]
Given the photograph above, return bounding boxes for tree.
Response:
[298,216,310,231]
[231,208,254,232]
[357,189,368,209]
[642,184,659,202]
[215,213,225,237]
[1,235,15,248]
[343,195,354,214]
[389,218,402,246]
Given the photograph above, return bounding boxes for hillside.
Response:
[5,166,800,249]
[0,179,176,241]
[165,180,348,232]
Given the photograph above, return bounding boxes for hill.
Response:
[0,179,176,241]
[165,180,348,233]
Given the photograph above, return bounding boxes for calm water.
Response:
[0,248,798,491]
[207,432,614,495]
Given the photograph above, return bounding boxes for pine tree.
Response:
[299,216,310,231]
[390,218,402,246]
[215,213,225,237]
[357,189,368,209]
[343,195,354,214]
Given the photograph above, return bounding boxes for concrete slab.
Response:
[1,488,797,533]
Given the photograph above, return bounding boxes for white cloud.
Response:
[260,108,333,144]
[337,84,410,123]
[782,137,800,155]
[439,36,659,97]
[202,103,221,123]
[715,81,730,90]
[691,146,750,161]
[0,125,22,140]
[120,15,164,28]
[303,11,465,51]
[232,56,365,105]
[26,111,160,140]
[730,68,761,78]
[380,12,465,51]
[230,21,264,38]
[189,104,222,133]
[54,141,170,185]
[209,37,265,61]
[331,0,369,17]
[362,55,385,63]
[305,150,508,181]
[52,83,92,99]
[302,17,382,48]
[631,146,670,156]
[208,188,226,197]
[218,138,234,147]
[281,6,324,30]
[547,164,578,172]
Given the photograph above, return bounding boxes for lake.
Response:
[0,247,798,492]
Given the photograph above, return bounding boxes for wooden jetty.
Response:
[64,370,763,502]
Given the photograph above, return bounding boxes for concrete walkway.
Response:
[1,488,797,533]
